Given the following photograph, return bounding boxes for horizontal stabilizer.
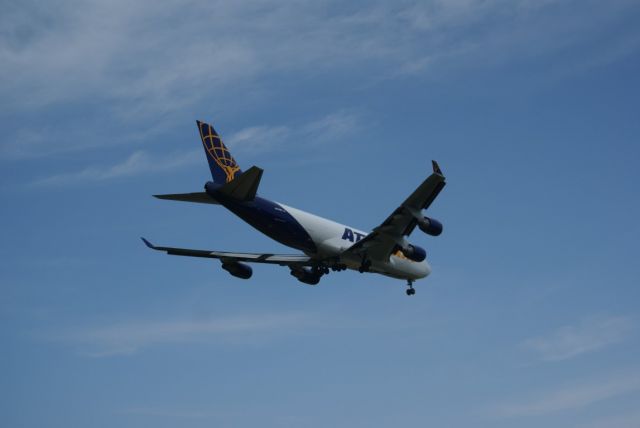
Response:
[218,165,263,201]
[153,192,220,205]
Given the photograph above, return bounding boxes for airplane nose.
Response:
[423,260,432,278]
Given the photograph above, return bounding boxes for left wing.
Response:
[342,161,446,262]
[141,238,312,266]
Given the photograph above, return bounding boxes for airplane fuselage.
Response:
[210,187,431,281]
[146,120,446,295]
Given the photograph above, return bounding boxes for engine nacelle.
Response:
[290,267,321,285]
[401,244,427,262]
[417,216,443,236]
[221,261,253,279]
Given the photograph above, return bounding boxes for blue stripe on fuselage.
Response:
[209,190,317,254]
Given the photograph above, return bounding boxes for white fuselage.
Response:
[281,204,431,281]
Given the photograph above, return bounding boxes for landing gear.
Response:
[358,255,372,273]
[406,280,416,296]
[331,264,347,272]
[317,265,330,275]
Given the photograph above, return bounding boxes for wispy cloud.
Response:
[226,125,291,153]
[2,0,637,114]
[490,369,640,418]
[28,110,360,185]
[31,149,200,187]
[1,120,173,161]
[50,312,314,357]
[226,110,360,153]
[2,1,637,162]
[522,316,634,362]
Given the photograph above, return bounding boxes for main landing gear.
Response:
[331,264,347,272]
[405,280,416,296]
[358,254,371,273]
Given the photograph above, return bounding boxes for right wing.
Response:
[341,161,446,262]
[153,192,220,205]
[141,238,312,266]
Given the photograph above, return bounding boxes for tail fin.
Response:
[196,120,242,184]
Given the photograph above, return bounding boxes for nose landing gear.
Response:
[406,280,416,296]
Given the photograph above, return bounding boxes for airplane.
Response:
[142,120,446,296]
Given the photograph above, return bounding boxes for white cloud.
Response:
[0,117,175,160]
[226,110,360,153]
[32,149,200,186]
[52,312,312,357]
[2,0,636,114]
[522,316,633,362]
[302,111,360,142]
[28,110,360,185]
[226,125,292,153]
[490,370,640,418]
[1,0,637,161]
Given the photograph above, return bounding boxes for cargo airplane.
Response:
[142,121,446,295]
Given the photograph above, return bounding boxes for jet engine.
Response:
[401,244,427,262]
[290,267,321,285]
[417,216,443,236]
[221,261,253,279]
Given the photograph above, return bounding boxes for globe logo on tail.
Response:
[200,123,241,183]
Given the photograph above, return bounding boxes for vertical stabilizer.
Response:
[196,120,242,184]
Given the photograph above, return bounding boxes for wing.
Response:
[153,192,220,205]
[141,238,312,266]
[342,161,446,262]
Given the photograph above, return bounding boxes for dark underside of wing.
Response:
[342,161,446,261]
[141,238,312,266]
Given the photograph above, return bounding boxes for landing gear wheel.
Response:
[406,280,415,296]
[358,259,371,273]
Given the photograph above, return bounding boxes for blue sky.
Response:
[2,1,640,426]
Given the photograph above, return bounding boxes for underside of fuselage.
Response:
[213,192,317,253]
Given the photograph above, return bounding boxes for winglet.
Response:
[141,237,157,249]
[432,160,443,176]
